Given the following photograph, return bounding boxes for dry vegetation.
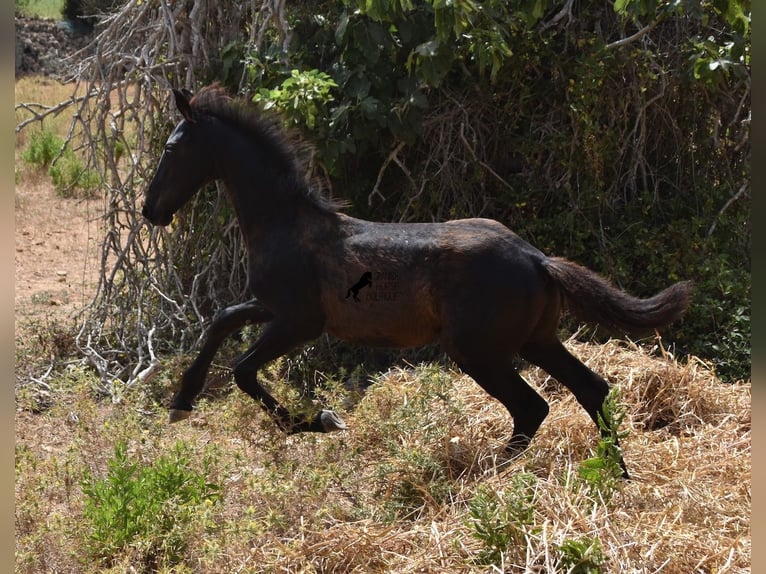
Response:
[16,77,750,573]
[15,338,750,573]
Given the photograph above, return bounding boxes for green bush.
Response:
[80,441,221,569]
[235,0,749,381]
[22,128,64,170]
[48,149,100,197]
[22,128,100,197]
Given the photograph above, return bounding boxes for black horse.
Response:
[142,85,692,476]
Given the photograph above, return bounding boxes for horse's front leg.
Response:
[232,320,347,434]
[169,299,274,422]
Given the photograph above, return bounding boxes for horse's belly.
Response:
[323,299,440,348]
[326,321,439,348]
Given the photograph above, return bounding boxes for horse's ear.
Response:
[172,88,195,122]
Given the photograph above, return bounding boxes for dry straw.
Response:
[202,338,749,573]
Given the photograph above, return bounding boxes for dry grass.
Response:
[15,338,750,573]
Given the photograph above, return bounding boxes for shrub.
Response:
[22,128,64,170]
[80,441,221,569]
[48,149,100,197]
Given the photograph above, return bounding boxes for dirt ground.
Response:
[14,15,101,342]
[14,171,102,335]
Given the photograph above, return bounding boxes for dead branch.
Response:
[13,0,294,391]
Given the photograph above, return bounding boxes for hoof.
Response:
[169,409,192,423]
[504,434,532,458]
[319,409,347,432]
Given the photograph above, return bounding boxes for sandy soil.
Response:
[14,172,103,332]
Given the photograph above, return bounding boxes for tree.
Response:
[19,0,749,390]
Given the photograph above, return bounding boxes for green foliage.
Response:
[228,0,751,382]
[48,149,100,197]
[253,68,338,130]
[22,128,63,170]
[22,127,100,197]
[16,0,63,19]
[577,388,628,503]
[16,0,32,14]
[556,536,608,573]
[80,441,221,569]
[467,473,538,566]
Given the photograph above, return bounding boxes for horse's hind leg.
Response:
[448,352,550,455]
[169,300,273,422]
[521,339,629,478]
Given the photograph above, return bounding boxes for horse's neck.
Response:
[223,176,338,246]
[214,130,340,244]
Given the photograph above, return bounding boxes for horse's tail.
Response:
[542,256,692,334]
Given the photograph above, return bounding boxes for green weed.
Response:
[21,126,100,197]
[467,472,538,566]
[21,128,64,169]
[577,388,628,503]
[48,148,100,197]
[556,536,608,573]
[80,441,221,569]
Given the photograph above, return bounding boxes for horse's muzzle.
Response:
[142,202,172,226]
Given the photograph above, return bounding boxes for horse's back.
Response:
[317,216,551,348]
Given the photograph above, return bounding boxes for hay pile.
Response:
[205,339,750,573]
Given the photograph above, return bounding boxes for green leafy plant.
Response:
[467,472,538,566]
[253,68,338,130]
[556,536,608,573]
[48,149,100,197]
[22,128,64,170]
[22,127,100,197]
[577,388,628,503]
[80,441,221,569]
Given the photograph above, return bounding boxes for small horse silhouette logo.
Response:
[346,271,372,302]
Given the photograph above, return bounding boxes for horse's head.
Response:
[142,89,213,226]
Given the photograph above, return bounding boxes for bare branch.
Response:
[605,19,661,51]
[707,183,749,239]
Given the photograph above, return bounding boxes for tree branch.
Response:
[605,19,661,50]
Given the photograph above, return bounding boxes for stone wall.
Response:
[15,15,93,78]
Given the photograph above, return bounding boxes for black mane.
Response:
[187,84,344,214]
